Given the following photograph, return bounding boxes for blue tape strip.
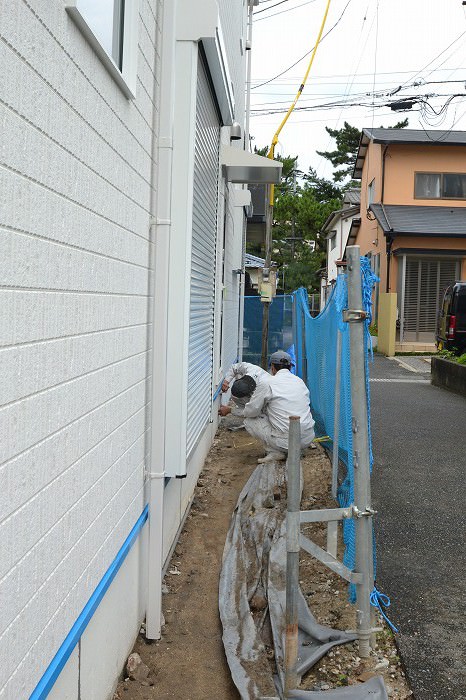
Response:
[30,505,149,700]
[212,380,224,402]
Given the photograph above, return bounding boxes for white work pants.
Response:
[243,415,314,453]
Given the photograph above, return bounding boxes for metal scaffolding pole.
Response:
[346,246,374,658]
[327,327,342,558]
[285,416,301,696]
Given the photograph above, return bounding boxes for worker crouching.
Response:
[219,350,315,463]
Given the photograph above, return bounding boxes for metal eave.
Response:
[221,145,282,184]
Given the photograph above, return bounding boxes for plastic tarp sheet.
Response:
[219,460,387,699]
[288,676,387,699]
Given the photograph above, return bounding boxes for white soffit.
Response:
[221,146,282,184]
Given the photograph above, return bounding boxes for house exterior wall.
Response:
[321,210,359,309]
[383,145,466,206]
[356,140,466,293]
[1,1,250,697]
[0,1,157,698]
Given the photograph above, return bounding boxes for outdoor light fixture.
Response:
[230,121,242,141]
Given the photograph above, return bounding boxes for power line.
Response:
[251,67,466,82]
[254,0,317,22]
[254,0,290,14]
[400,29,466,87]
[250,92,466,116]
[252,0,354,89]
[250,80,466,108]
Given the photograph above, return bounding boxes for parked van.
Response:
[436,282,466,352]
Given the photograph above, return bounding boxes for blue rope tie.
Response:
[370,587,399,633]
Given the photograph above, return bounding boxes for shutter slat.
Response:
[186,57,220,456]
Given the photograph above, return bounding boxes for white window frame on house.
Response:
[414,172,466,200]
[329,231,337,252]
[368,178,375,205]
[65,0,139,98]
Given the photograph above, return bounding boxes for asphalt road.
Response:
[369,354,466,700]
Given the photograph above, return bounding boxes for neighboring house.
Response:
[320,188,361,309]
[351,128,466,345]
[0,2,281,699]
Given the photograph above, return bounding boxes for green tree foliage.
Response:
[249,120,409,294]
[254,151,342,293]
[316,121,361,182]
[316,118,409,182]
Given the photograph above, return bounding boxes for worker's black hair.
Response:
[231,375,256,398]
[271,362,291,372]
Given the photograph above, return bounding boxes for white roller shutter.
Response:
[186,56,220,456]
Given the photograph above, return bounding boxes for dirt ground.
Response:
[114,424,412,700]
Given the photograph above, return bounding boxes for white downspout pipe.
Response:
[146,0,177,640]
[244,0,257,151]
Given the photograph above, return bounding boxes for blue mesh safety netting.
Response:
[242,295,294,366]
[292,258,378,601]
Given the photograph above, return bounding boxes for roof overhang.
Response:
[353,131,371,179]
[346,217,361,247]
[221,146,282,184]
[322,205,360,233]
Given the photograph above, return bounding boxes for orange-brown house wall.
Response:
[356,142,466,292]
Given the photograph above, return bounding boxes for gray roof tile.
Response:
[370,204,466,236]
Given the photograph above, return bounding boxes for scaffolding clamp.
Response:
[343,309,368,323]
[352,505,377,518]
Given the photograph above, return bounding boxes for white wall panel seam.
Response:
[0,431,148,630]
[0,224,151,271]
[0,403,148,531]
[0,376,147,469]
[0,322,149,352]
[0,482,145,694]
[0,37,154,177]
[0,386,148,520]
[0,170,153,261]
[0,350,148,414]
[15,0,155,144]
[0,160,150,241]
[0,101,152,214]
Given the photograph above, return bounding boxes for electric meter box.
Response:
[258,268,277,302]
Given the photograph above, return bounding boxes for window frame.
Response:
[414,171,466,201]
[65,0,138,99]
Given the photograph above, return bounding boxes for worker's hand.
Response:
[219,405,231,417]
[221,380,229,392]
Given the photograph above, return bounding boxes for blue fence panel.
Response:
[243,295,294,366]
[291,259,378,601]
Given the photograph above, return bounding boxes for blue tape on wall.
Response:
[212,380,224,403]
[30,505,149,700]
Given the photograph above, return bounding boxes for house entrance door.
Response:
[402,258,459,342]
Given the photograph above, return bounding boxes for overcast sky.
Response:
[249,0,466,180]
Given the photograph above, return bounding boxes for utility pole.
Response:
[291,159,297,259]
[259,0,332,369]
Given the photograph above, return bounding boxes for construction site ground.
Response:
[114,423,412,700]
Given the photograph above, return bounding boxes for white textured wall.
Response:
[0,0,160,697]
